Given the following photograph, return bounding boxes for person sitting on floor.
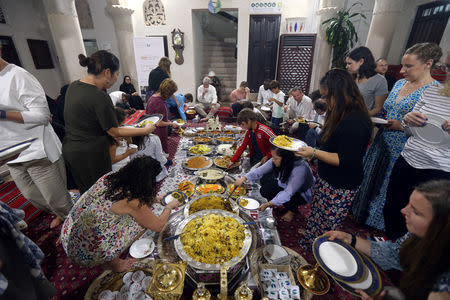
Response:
[305,98,327,148]
[325,179,450,300]
[257,79,273,106]
[166,93,188,121]
[283,87,314,138]
[61,156,180,272]
[234,146,314,222]
[109,107,137,171]
[131,132,169,182]
[208,70,221,99]
[195,76,219,122]
[268,80,285,127]
[231,81,251,116]
[230,108,276,167]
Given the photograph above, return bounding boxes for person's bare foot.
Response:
[50,216,63,229]
[106,257,135,272]
[281,211,295,222]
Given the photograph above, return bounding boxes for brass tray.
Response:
[173,209,252,271]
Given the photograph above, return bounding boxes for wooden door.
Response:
[247,15,280,92]
[406,1,449,49]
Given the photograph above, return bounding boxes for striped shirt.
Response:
[402,84,450,172]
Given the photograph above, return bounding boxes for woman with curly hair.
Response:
[61,156,179,271]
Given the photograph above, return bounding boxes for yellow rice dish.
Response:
[189,144,211,155]
[189,195,233,215]
[181,214,245,264]
[273,135,293,148]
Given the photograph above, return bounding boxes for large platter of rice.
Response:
[173,209,252,270]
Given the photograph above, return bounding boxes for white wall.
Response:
[192,11,205,92]
[0,0,64,98]
[81,0,122,92]
[345,0,374,47]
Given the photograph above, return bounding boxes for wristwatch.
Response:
[0,110,6,119]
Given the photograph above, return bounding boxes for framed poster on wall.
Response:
[133,36,168,95]
[27,39,54,69]
[0,36,21,66]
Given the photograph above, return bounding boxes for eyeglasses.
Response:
[440,63,450,72]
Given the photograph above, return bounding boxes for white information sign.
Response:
[249,1,282,14]
[133,37,166,95]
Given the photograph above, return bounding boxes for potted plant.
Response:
[322,2,366,68]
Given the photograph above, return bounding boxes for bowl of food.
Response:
[193,136,212,144]
[217,144,235,157]
[189,144,212,155]
[177,181,195,198]
[216,136,235,144]
[184,193,239,217]
[213,156,240,169]
[195,168,227,182]
[174,209,252,270]
[183,156,212,171]
[186,110,196,120]
[227,184,247,199]
[195,183,225,195]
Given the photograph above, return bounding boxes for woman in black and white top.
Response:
[383,51,450,240]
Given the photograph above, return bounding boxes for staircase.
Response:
[201,34,237,104]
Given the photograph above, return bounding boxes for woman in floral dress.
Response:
[362,43,442,231]
[61,156,179,272]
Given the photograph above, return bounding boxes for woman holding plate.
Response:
[63,51,155,193]
[234,146,314,222]
[61,156,180,272]
[325,179,450,300]
[295,69,372,246]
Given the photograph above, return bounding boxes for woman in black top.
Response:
[146,57,171,101]
[119,75,144,110]
[296,69,372,246]
[119,75,137,95]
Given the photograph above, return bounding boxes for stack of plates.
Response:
[312,235,383,297]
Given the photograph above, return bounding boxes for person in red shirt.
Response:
[230,108,276,166]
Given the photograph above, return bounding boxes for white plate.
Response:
[263,244,289,263]
[217,144,235,156]
[136,114,163,127]
[0,138,36,161]
[370,117,389,125]
[129,238,154,259]
[270,136,307,152]
[261,105,271,112]
[318,241,358,277]
[345,263,373,290]
[237,197,261,210]
[410,114,450,147]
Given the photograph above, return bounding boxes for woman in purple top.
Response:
[145,78,179,153]
[234,146,314,222]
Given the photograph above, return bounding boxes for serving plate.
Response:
[270,136,306,152]
[335,253,383,297]
[195,168,227,181]
[173,209,252,271]
[183,193,239,218]
[312,235,366,283]
[136,114,163,127]
[188,144,212,156]
[217,144,235,156]
[0,138,36,161]
[410,114,450,147]
[195,183,225,195]
[182,156,212,171]
[370,117,389,125]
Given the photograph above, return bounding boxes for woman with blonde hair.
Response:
[145,78,179,153]
[147,57,172,100]
[354,43,442,233]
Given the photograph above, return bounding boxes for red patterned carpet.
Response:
[1,125,401,299]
